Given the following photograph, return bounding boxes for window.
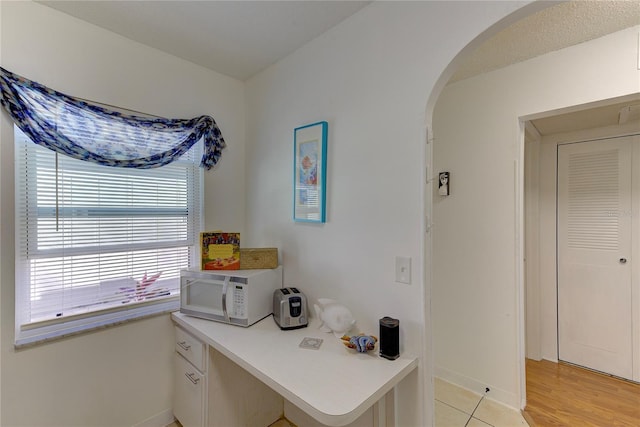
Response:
[15,126,203,346]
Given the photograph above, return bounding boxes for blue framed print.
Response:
[293,121,327,223]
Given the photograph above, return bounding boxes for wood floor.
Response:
[523,359,640,426]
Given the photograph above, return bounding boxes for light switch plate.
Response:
[395,256,411,284]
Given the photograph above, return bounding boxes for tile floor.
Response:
[168,418,293,427]
[435,378,529,427]
[268,419,294,427]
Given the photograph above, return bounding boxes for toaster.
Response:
[273,287,308,330]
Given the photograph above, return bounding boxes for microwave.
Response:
[180,266,282,327]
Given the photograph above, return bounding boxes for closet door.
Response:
[557,136,634,380]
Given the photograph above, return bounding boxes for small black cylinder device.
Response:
[379,316,400,360]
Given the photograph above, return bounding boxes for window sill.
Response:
[15,297,179,349]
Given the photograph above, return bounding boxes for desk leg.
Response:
[373,389,395,427]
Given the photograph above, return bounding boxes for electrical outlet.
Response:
[395,256,411,284]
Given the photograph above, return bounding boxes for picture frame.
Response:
[438,171,450,196]
[293,121,328,223]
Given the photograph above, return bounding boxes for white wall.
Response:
[0,2,245,426]
[0,0,567,424]
[524,130,542,362]
[433,26,640,408]
[244,1,539,425]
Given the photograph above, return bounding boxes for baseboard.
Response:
[435,365,520,409]
[521,409,537,427]
[132,408,175,427]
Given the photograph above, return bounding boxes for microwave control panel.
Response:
[232,285,247,318]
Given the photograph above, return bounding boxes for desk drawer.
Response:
[175,326,205,371]
[174,353,205,427]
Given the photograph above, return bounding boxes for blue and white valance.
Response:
[0,67,226,169]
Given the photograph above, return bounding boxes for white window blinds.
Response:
[15,125,202,346]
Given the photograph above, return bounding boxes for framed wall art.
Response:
[293,121,327,223]
[438,171,450,196]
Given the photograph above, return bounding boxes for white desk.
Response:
[172,312,418,426]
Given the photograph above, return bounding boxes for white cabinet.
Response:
[173,325,283,427]
[174,352,206,427]
[174,326,207,427]
[176,326,205,370]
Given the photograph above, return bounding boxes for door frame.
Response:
[520,95,640,400]
[556,135,635,380]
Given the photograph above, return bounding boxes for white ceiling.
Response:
[38,1,639,136]
[37,1,371,81]
[38,1,639,82]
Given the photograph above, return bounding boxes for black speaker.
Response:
[379,316,399,360]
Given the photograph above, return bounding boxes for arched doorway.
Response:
[424,2,639,425]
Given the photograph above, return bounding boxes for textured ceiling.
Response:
[455,1,640,136]
[451,0,640,83]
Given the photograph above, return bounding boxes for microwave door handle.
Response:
[221,276,230,323]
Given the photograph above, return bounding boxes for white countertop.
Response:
[171,312,418,426]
